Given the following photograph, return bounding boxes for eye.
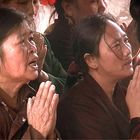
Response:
[28,35,36,46]
[19,37,26,46]
[112,41,120,48]
[124,36,130,44]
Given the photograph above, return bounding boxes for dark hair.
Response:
[0,0,29,4]
[129,0,140,42]
[0,7,26,46]
[72,14,116,73]
[49,0,76,22]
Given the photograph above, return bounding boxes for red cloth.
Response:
[40,0,56,5]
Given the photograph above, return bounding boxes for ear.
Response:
[61,1,73,17]
[84,53,98,69]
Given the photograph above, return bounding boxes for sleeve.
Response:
[43,37,68,94]
[130,117,140,139]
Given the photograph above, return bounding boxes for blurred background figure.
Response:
[45,0,107,71]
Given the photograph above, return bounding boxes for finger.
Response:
[44,84,56,108]
[131,66,140,88]
[127,80,132,92]
[135,66,140,88]
[36,82,45,100]
[38,81,52,107]
[27,97,33,115]
[49,93,59,115]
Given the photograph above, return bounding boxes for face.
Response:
[65,0,107,24]
[0,21,38,83]
[95,20,133,81]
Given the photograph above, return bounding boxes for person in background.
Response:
[0,0,67,94]
[0,7,59,139]
[45,0,107,71]
[57,14,134,139]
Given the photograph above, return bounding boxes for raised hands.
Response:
[126,66,140,119]
[27,81,59,138]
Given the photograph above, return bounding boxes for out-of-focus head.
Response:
[73,14,133,80]
[129,0,140,42]
[0,7,38,83]
[0,0,39,17]
[0,0,40,30]
[55,0,107,24]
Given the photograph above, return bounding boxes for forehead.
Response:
[105,20,125,40]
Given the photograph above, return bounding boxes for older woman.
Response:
[57,14,134,139]
[0,0,67,94]
[0,7,59,139]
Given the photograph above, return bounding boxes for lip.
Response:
[123,58,133,66]
[28,54,39,70]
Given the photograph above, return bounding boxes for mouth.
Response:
[28,56,38,70]
[124,58,133,67]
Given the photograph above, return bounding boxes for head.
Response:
[0,0,39,17]
[55,0,107,24]
[129,0,140,42]
[0,8,38,84]
[73,14,133,81]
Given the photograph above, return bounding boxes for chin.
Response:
[121,69,134,79]
[29,72,38,81]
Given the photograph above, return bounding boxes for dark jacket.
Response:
[57,74,130,139]
[30,36,67,94]
[45,19,74,71]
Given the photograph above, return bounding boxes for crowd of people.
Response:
[0,0,140,139]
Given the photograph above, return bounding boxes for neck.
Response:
[0,79,24,109]
[89,71,117,101]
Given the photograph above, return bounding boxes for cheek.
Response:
[4,51,27,72]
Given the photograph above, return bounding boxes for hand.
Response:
[126,66,140,119]
[33,32,47,73]
[27,81,59,138]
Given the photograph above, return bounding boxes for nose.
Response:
[98,0,107,13]
[122,42,132,57]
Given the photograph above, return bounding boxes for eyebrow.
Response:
[110,34,128,45]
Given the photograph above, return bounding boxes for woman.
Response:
[0,0,68,94]
[45,0,107,70]
[0,7,59,139]
[57,14,134,139]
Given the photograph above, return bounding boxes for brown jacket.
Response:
[57,74,130,139]
[0,84,43,139]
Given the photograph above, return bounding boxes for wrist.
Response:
[29,125,46,139]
